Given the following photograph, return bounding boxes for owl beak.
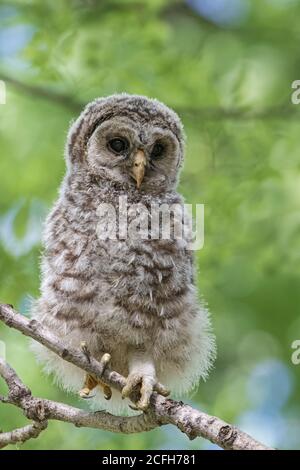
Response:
[132,150,146,189]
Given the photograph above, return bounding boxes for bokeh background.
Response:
[1,0,300,450]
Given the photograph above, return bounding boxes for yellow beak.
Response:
[132,150,146,189]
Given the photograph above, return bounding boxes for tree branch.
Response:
[0,357,158,444]
[0,421,47,449]
[0,303,272,450]
[0,73,82,114]
[1,72,296,121]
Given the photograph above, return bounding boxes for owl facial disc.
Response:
[132,149,146,189]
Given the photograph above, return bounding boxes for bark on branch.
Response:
[0,421,47,449]
[0,303,272,450]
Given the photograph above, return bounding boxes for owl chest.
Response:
[96,239,190,319]
[47,202,190,320]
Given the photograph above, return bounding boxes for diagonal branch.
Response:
[0,303,273,450]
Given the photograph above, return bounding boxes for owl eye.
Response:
[108,137,129,154]
[151,142,165,160]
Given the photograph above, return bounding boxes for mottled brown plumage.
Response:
[31,94,216,414]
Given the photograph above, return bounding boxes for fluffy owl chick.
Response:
[31,94,216,414]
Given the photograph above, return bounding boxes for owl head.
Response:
[66,94,185,193]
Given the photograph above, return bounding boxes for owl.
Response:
[31,94,216,414]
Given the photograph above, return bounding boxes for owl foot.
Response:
[79,349,112,400]
[121,373,170,411]
[79,373,112,400]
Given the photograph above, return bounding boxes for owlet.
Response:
[31,94,216,414]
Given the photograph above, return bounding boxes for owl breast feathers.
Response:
[31,94,216,414]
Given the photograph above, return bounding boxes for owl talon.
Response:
[154,382,170,397]
[79,371,112,401]
[122,373,169,411]
[103,384,112,400]
[78,351,112,399]
[79,386,92,398]
[128,404,140,411]
[80,391,96,399]
[80,341,91,362]
[100,353,111,368]
[79,374,98,398]
[121,373,142,399]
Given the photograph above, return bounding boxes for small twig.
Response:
[0,421,47,449]
[0,303,273,450]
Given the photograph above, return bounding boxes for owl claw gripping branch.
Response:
[79,347,112,401]
[31,94,216,415]
[121,373,170,411]
[78,349,169,410]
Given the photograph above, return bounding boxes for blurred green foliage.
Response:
[1,0,300,450]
